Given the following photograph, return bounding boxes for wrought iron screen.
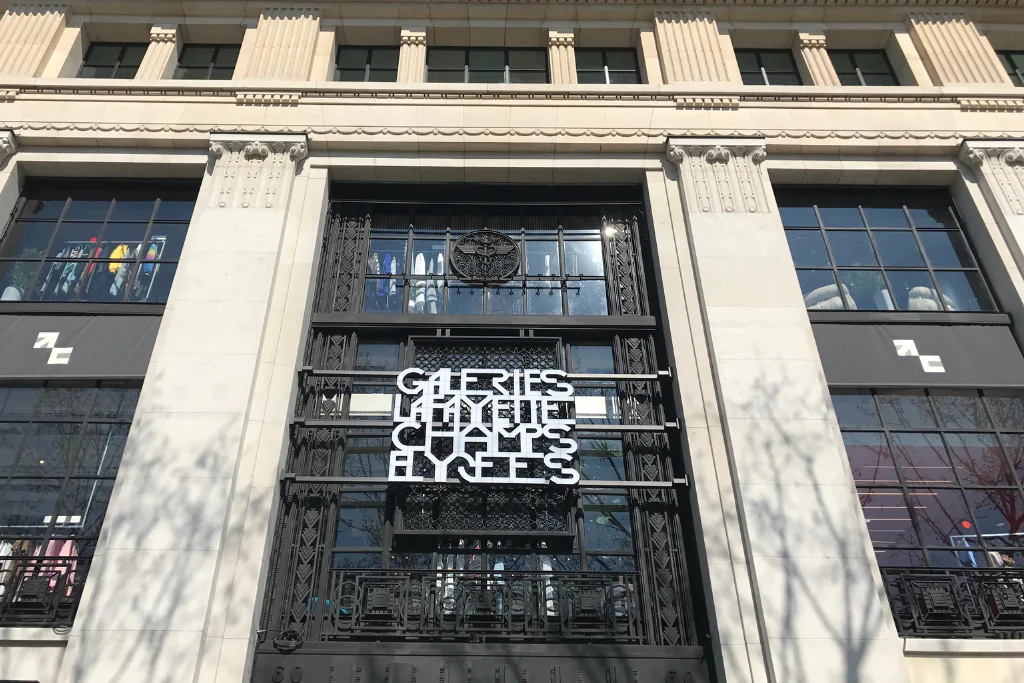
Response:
[259,187,700,655]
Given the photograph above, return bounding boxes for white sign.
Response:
[389,368,580,485]
[34,332,73,365]
[893,339,945,373]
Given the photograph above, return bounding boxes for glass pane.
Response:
[886,270,939,311]
[368,238,406,275]
[608,70,640,84]
[797,270,844,310]
[907,488,978,547]
[0,221,56,258]
[583,494,632,552]
[933,270,994,312]
[427,70,465,83]
[0,261,42,302]
[740,71,766,86]
[343,454,387,478]
[931,390,991,429]
[571,345,614,373]
[964,489,1024,547]
[855,51,890,72]
[336,48,369,68]
[75,424,128,477]
[579,439,624,481]
[448,281,483,314]
[587,555,635,572]
[525,241,559,276]
[779,206,819,228]
[574,50,604,70]
[878,391,937,429]
[829,52,854,72]
[838,270,893,310]
[367,69,398,83]
[486,282,523,315]
[214,45,240,67]
[1001,433,1024,483]
[92,386,139,419]
[78,65,112,79]
[918,231,975,268]
[605,51,636,71]
[862,72,898,86]
[826,231,876,266]
[986,391,1024,430]
[872,231,924,267]
[945,433,1014,487]
[0,387,40,417]
[355,343,399,371]
[335,507,384,547]
[760,51,795,72]
[119,45,148,67]
[526,283,562,315]
[0,480,61,533]
[832,390,881,428]
[735,51,759,71]
[874,548,927,567]
[0,423,27,473]
[891,432,955,485]
[509,70,548,84]
[411,239,445,275]
[818,207,864,228]
[17,423,79,477]
[568,280,607,316]
[363,279,402,313]
[179,45,215,67]
[766,72,801,85]
[50,221,104,256]
[369,48,399,69]
[862,207,909,229]
[129,262,177,303]
[468,49,505,70]
[785,230,830,267]
[174,66,207,80]
[336,67,367,82]
[36,387,93,417]
[84,44,121,65]
[564,241,603,276]
[857,489,918,547]
[908,205,955,230]
[55,479,112,538]
[508,50,545,70]
[929,549,987,568]
[843,432,898,485]
[577,71,607,85]
[428,48,465,69]
[155,199,195,222]
[332,552,381,569]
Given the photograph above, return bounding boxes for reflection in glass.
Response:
[818,206,864,228]
[526,282,562,315]
[525,241,560,276]
[934,270,993,312]
[857,489,918,547]
[871,231,923,267]
[367,239,407,275]
[877,391,936,429]
[931,391,991,429]
[827,231,876,266]
[890,432,955,485]
[885,270,940,311]
[785,230,830,267]
[964,488,1024,547]
[838,270,893,310]
[335,507,385,547]
[907,488,976,547]
[363,279,402,314]
[487,282,523,315]
[862,207,909,228]
[580,439,625,481]
[986,391,1024,430]
[568,281,608,315]
[564,241,603,276]
[843,432,897,485]
[945,433,1013,486]
[798,270,844,309]
[448,281,483,314]
[355,343,399,371]
[832,390,881,428]
[571,345,615,373]
[583,494,632,552]
[918,231,974,268]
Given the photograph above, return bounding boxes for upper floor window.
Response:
[426,48,548,84]
[174,44,240,80]
[0,181,198,305]
[335,46,399,82]
[575,49,641,84]
[835,388,1024,569]
[735,49,802,85]
[77,43,148,79]
[778,188,996,313]
[829,49,899,86]
[998,51,1024,86]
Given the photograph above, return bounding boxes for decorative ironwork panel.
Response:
[606,214,649,317]
[0,555,91,627]
[450,230,521,283]
[316,570,641,643]
[315,211,367,313]
[395,485,573,535]
[882,568,1024,638]
[411,338,558,373]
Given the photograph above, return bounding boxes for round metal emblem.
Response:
[450,230,520,283]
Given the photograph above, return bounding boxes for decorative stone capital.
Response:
[548,30,575,48]
[667,138,769,214]
[149,26,178,44]
[400,28,427,47]
[960,140,1024,217]
[207,135,308,210]
[796,32,827,50]
[0,130,17,167]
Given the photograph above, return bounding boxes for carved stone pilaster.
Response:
[398,27,427,83]
[667,139,769,214]
[548,29,577,85]
[0,130,17,168]
[207,135,308,210]
[794,32,841,86]
[960,141,1024,217]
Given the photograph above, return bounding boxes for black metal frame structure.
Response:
[254,184,714,683]
[834,387,1024,638]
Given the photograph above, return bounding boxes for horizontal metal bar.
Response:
[283,474,683,489]
[293,418,679,431]
[299,367,672,381]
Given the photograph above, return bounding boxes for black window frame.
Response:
[998,50,1024,87]
[426,47,549,84]
[735,48,803,86]
[778,187,998,314]
[828,49,900,86]
[334,46,400,82]
[173,43,241,80]
[0,180,199,306]
[77,42,148,79]
[574,48,642,85]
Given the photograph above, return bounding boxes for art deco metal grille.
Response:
[257,190,702,670]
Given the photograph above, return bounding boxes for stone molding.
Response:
[0,3,67,77]
[667,139,769,214]
[907,12,1009,85]
[548,29,577,85]
[959,141,1024,216]
[207,135,308,210]
[149,26,177,44]
[398,27,427,83]
[796,34,827,50]
[235,7,320,80]
[0,129,16,167]
[654,11,735,84]
[401,32,427,47]
[794,32,842,86]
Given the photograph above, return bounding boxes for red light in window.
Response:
[961,520,972,529]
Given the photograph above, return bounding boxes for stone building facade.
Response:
[0,2,1020,683]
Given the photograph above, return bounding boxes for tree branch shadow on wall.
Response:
[715,364,900,683]
[50,366,274,683]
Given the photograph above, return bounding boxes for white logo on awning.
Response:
[893,339,944,373]
[34,332,73,365]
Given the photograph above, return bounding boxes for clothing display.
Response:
[33,237,167,302]
[366,251,401,312]
[0,538,80,600]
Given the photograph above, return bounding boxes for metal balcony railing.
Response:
[0,555,89,628]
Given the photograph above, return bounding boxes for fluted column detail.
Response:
[794,32,840,86]
[907,12,1010,85]
[234,6,320,80]
[547,29,577,85]
[207,136,309,210]
[0,3,66,77]
[397,27,427,83]
[135,24,179,80]
[653,11,734,83]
